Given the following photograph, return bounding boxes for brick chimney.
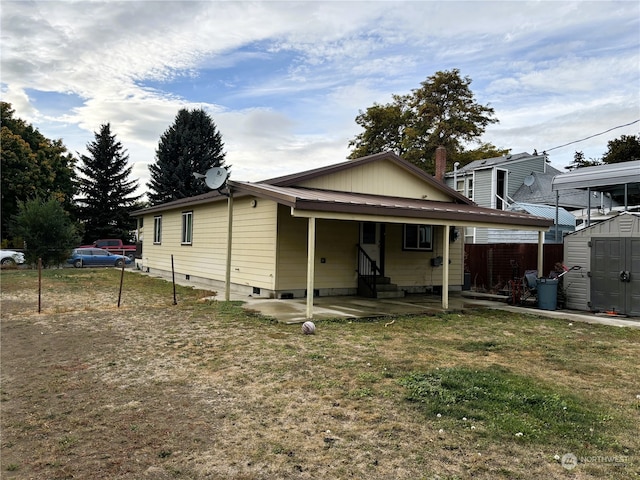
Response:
[435,146,446,182]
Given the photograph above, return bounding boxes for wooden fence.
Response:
[465,243,564,293]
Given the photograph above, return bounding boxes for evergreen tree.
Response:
[147,108,226,205]
[1,102,77,243]
[77,124,140,242]
[349,69,499,174]
[564,151,601,171]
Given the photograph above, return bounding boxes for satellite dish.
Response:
[523,175,535,187]
[204,167,229,190]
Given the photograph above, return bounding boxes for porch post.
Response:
[441,225,450,310]
[537,230,544,277]
[306,217,316,319]
[225,191,234,302]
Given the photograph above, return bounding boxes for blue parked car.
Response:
[67,248,132,268]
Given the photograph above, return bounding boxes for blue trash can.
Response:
[537,278,558,311]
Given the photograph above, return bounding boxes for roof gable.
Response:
[264,151,471,204]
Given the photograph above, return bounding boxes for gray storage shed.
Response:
[563,212,640,316]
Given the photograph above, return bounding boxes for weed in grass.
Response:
[57,435,78,451]
[399,365,614,451]
[6,463,19,471]
[458,340,505,354]
[349,387,373,398]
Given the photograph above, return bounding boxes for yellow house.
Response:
[133,152,552,318]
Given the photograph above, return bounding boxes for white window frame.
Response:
[181,211,193,245]
[153,216,162,244]
[403,224,433,251]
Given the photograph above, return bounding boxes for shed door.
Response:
[629,238,640,316]
[590,238,640,315]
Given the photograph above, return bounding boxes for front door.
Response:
[359,222,384,274]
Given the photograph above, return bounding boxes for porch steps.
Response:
[372,276,405,299]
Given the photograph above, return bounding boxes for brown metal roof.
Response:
[230,181,553,228]
[133,152,551,229]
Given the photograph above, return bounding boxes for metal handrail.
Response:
[357,244,383,297]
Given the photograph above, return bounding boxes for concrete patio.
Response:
[134,270,640,328]
[239,291,640,327]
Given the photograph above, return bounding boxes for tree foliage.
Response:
[147,108,226,205]
[77,123,141,243]
[564,151,602,171]
[566,135,639,171]
[348,69,500,174]
[9,197,81,267]
[601,134,640,164]
[1,102,77,243]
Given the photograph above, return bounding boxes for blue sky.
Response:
[2,1,639,197]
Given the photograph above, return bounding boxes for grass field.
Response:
[1,268,638,479]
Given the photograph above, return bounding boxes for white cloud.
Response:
[1,0,638,200]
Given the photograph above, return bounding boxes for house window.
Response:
[403,224,433,251]
[181,211,193,245]
[467,178,474,201]
[153,216,162,244]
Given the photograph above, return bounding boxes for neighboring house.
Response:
[511,169,593,210]
[505,202,575,244]
[133,152,551,318]
[444,152,553,243]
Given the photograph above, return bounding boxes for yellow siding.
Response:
[141,197,278,289]
[295,159,452,201]
[275,206,359,290]
[141,199,464,294]
[385,224,463,287]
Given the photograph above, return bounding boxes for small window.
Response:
[153,216,162,244]
[181,211,193,245]
[467,178,474,201]
[403,224,433,251]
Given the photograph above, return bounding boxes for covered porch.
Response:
[226,180,553,319]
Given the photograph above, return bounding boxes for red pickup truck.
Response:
[81,239,137,260]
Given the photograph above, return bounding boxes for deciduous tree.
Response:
[9,197,80,267]
[601,134,640,164]
[349,69,499,174]
[1,102,77,243]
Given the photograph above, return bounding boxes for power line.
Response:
[543,119,639,153]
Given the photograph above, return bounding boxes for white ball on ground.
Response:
[301,321,316,335]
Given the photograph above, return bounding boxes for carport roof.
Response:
[552,160,640,190]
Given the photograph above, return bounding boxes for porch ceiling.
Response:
[229,181,553,230]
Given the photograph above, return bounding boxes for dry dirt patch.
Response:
[1,269,638,479]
